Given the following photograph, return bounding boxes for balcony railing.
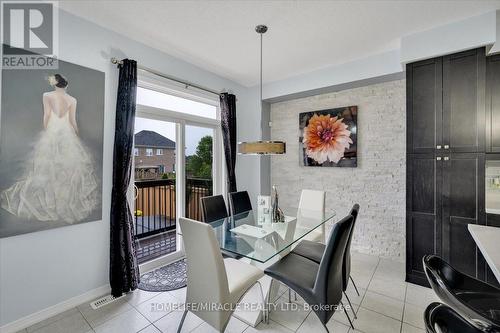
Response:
[135,179,177,239]
[185,177,213,221]
[134,177,212,263]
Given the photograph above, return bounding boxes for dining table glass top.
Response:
[208,206,336,263]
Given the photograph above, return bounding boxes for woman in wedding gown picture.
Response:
[1,74,99,223]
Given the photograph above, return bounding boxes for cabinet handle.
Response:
[436,145,442,149]
[444,156,449,161]
[436,157,442,161]
[444,145,449,149]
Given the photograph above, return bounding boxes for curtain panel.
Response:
[110,59,140,297]
[220,93,237,193]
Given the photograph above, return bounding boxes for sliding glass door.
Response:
[133,117,178,265]
[185,125,215,220]
[133,79,222,267]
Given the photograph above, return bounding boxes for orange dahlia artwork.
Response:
[299,106,357,167]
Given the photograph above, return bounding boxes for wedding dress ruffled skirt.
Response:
[1,112,99,223]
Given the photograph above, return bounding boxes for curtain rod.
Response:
[110,57,223,97]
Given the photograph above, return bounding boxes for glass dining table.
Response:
[177,205,336,327]
[207,206,337,263]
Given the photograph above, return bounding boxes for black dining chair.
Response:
[200,195,229,222]
[425,302,485,333]
[199,195,241,259]
[228,191,252,215]
[264,214,355,332]
[291,204,361,320]
[423,255,500,332]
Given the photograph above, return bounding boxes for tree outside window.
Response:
[186,135,212,179]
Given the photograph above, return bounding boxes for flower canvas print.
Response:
[299,106,357,167]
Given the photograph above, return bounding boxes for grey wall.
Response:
[270,79,406,261]
[0,9,261,327]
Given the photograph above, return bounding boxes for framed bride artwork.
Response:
[0,59,105,238]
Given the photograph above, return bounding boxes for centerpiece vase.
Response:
[271,185,285,223]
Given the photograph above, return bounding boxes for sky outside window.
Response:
[135,88,216,155]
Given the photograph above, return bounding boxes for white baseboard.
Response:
[0,284,110,333]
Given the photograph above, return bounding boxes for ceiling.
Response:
[60,0,500,87]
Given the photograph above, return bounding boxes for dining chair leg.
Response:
[177,310,188,333]
[343,291,357,319]
[350,275,360,296]
[340,300,355,329]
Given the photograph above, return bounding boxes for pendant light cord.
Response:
[255,25,267,111]
[260,31,263,105]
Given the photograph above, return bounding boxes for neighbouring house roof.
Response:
[134,130,175,149]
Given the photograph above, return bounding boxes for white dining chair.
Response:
[297,189,326,243]
[178,217,266,332]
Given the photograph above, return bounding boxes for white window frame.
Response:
[134,148,139,156]
[145,148,153,156]
[156,148,163,156]
[135,71,226,270]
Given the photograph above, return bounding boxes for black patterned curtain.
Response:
[220,93,237,192]
[110,59,139,297]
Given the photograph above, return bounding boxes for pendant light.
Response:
[238,25,286,155]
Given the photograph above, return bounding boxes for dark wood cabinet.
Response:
[406,47,492,287]
[487,54,500,152]
[441,153,485,279]
[443,49,485,153]
[406,154,441,286]
[407,58,442,154]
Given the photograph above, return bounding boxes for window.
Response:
[134,148,139,156]
[133,76,223,264]
[136,87,217,119]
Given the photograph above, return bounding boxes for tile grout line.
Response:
[399,282,408,333]
[127,290,180,328]
[76,306,96,333]
[271,293,312,332]
[150,321,162,333]
[269,318,296,333]
[293,307,312,333]
[27,308,88,333]
[366,287,406,303]
[86,294,154,332]
[188,321,205,333]
[243,318,294,333]
[348,257,381,333]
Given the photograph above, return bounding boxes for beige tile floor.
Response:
[16,252,440,333]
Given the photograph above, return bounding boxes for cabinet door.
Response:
[483,214,500,287]
[442,153,485,279]
[407,59,443,154]
[443,48,486,153]
[406,154,442,285]
[487,54,500,152]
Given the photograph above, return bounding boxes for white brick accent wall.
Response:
[270,79,406,261]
